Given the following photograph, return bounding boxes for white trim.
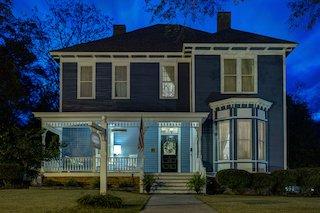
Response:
[220,55,258,94]
[209,98,273,111]
[77,62,96,99]
[112,61,130,99]
[283,55,287,169]
[59,60,62,112]
[191,53,195,112]
[159,62,178,99]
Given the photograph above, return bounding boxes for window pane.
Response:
[241,59,253,75]
[115,66,127,81]
[80,82,92,97]
[218,121,230,160]
[224,59,236,75]
[237,120,252,159]
[218,163,231,171]
[224,76,236,92]
[81,66,92,81]
[162,66,175,82]
[162,82,175,97]
[258,121,266,160]
[115,82,127,97]
[242,76,254,92]
[237,163,253,172]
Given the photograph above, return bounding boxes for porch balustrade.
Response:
[43,156,139,172]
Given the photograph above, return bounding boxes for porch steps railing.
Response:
[43,156,138,172]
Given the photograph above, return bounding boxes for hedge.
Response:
[216,169,252,193]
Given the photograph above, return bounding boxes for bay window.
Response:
[217,120,230,160]
[237,119,252,160]
[258,120,266,160]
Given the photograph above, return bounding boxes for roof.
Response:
[52,24,297,53]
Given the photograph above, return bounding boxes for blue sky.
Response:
[14,0,320,120]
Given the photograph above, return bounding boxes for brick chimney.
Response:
[217,12,231,31]
[113,25,126,36]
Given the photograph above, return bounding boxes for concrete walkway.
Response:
[141,194,215,213]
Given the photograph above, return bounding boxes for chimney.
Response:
[113,25,126,36]
[217,12,231,31]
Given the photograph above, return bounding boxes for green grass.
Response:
[196,195,320,213]
[0,189,149,213]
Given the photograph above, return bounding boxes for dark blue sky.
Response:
[15,0,320,120]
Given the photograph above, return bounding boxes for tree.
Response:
[288,0,320,30]
[30,0,113,111]
[145,0,244,22]
[287,94,320,168]
[0,0,59,186]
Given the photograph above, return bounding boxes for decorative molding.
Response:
[209,98,273,111]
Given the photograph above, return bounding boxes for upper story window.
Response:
[160,63,178,99]
[77,62,95,99]
[112,63,130,99]
[221,56,257,93]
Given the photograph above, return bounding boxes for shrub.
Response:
[296,168,320,196]
[252,173,273,195]
[64,178,81,187]
[186,173,206,194]
[0,164,24,187]
[77,194,123,208]
[143,174,156,194]
[119,180,134,188]
[42,179,63,187]
[216,169,252,194]
[91,178,100,189]
[206,176,224,195]
[271,170,298,195]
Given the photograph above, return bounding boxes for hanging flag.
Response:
[138,117,145,152]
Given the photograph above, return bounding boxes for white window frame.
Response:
[159,62,178,99]
[112,62,130,99]
[221,55,258,94]
[77,62,96,99]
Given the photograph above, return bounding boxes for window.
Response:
[258,120,266,160]
[77,63,95,99]
[112,63,130,99]
[160,63,178,99]
[221,57,257,93]
[217,120,230,160]
[237,119,252,160]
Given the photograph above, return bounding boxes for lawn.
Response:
[196,194,320,213]
[0,189,149,213]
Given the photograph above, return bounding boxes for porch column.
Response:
[99,116,108,195]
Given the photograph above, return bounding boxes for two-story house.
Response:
[34,12,296,194]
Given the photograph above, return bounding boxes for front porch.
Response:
[34,112,208,193]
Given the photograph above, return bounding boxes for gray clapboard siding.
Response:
[62,62,190,112]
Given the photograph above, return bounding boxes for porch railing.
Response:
[43,156,138,172]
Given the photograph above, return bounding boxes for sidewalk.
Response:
[141,194,216,213]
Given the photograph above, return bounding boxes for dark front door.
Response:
[161,135,178,172]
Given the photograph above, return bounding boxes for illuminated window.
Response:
[112,63,130,99]
[217,120,230,160]
[237,119,252,160]
[258,120,266,160]
[77,63,95,99]
[160,63,177,99]
[114,145,122,155]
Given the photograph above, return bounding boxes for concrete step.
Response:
[156,182,188,187]
[152,189,195,194]
[156,179,188,183]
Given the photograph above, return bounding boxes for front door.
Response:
[161,135,178,172]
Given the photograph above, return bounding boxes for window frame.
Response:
[159,62,178,99]
[112,62,130,99]
[77,62,96,99]
[221,55,258,94]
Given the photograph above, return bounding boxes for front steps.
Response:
[150,173,195,194]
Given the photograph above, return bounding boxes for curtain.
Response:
[218,120,230,160]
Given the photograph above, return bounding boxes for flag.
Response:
[138,117,145,152]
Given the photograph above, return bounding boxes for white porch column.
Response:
[99,116,108,195]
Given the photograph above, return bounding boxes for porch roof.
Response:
[33,111,209,123]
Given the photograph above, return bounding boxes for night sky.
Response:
[14,0,320,120]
